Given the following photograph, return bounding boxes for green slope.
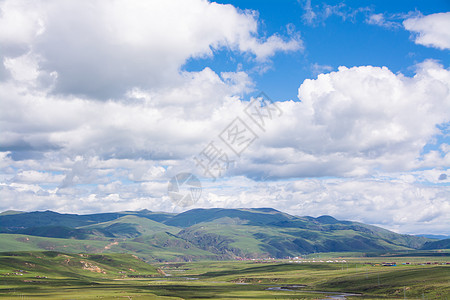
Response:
[163,207,294,227]
[0,234,110,253]
[0,251,158,280]
[177,222,417,258]
[421,238,450,250]
[0,209,173,230]
[0,232,218,262]
[0,210,123,228]
[0,208,433,261]
[79,215,181,237]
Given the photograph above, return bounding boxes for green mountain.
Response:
[79,215,180,238]
[0,209,173,230]
[416,234,450,240]
[0,208,436,261]
[421,238,450,250]
[163,208,294,227]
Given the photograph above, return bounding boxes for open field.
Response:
[0,251,449,299]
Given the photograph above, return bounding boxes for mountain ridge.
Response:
[0,208,440,261]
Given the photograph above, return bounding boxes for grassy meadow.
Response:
[0,251,449,299]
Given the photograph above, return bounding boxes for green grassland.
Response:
[0,234,110,252]
[0,233,218,262]
[0,251,448,299]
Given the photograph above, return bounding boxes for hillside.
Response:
[79,215,181,237]
[0,208,436,261]
[0,251,159,280]
[421,238,450,250]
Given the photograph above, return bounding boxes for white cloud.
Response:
[7,1,447,181]
[300,1,370,26]
[301,0,317,25]
[0,0,301,99]
[366,13,401,29]
[311,63,333,76]
[233,60,450,179]
[0,67,252,164]
[13,170,64,184]
[404,12,450,50]
[0,0,44,47]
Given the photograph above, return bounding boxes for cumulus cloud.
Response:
[232,60,450,179]
[9,59,447,181]
[0,0,302,99]
[404,12,450,50]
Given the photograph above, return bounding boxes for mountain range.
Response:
[0,208,447,261]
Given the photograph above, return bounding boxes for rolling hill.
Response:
[0,251,159,280]
[0,208,438,261]
[421,238,450,250]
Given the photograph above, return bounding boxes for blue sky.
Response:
[0,0,449,235]
[186,0,450,102]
